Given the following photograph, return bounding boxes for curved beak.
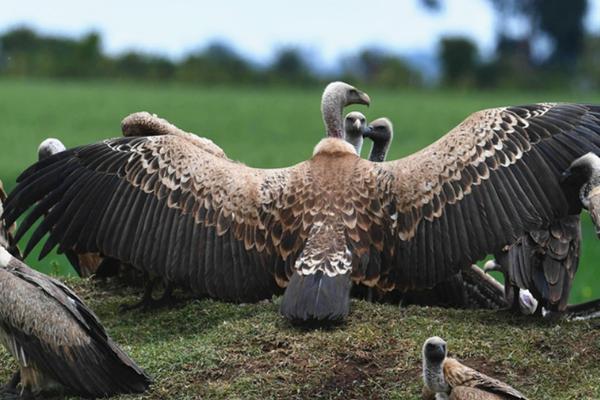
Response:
[358,91,371,107]
[363,125,374,139]
[353,119,362,131]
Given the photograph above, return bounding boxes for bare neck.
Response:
[369,140,390,162]
[321,93,344,138]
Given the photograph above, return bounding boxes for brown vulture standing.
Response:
[422,336,528,399]
[4,90,600,323]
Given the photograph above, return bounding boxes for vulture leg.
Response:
[120,279,179,312]
[93,257,121,279]
[119,277,158,312]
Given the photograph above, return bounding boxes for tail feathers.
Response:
[280,271,351,323]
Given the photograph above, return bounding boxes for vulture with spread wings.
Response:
[3,81,600,323]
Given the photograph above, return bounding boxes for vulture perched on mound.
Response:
[422,337,528,400]
[4,81,600,323]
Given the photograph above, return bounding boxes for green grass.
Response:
[1,79,599,303]
[0,278,597,399]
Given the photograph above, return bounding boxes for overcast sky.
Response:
[2,0,600,69]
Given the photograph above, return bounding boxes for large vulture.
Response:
[3,82,600,323]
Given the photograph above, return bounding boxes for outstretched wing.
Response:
[374,104,600,290]
[3,134,309,302]
[444,358,528,399]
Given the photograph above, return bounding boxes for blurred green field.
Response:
[0,79,598,303]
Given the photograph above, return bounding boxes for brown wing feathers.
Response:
[5,136,284,303]
[378,104,600,291]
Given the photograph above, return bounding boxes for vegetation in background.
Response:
[2,0,599,90]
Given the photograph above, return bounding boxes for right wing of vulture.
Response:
[0,254,151,396]
[4,134,309,302]
[374,104,600,292]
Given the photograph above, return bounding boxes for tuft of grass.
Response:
[0,278,597,399]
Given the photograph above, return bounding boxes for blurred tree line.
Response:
[1,0,599,90]
[430,0,599,90]
[0,27,419,88]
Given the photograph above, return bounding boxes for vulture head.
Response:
[422,336,447,364]
[37,138,66,161]
[343,111,368,155]
[321,82,370,138]
[364,117,393,162]
[562,152,600,207]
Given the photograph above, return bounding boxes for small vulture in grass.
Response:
[5,85,600,323]
[422,337,528,400]
[563,152,600,236]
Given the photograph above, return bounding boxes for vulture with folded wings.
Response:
[3,82,600,323]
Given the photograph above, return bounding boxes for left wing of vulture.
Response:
[375,104,600,291]
[2,134,309,303]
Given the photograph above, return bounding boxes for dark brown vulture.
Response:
[4,89,600,323]
[0,246,151,397]
[422,336,528,400]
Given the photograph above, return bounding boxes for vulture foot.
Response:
[119,282,178,312]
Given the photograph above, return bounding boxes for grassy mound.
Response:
[0,278,597,399]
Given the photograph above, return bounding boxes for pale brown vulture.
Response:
[0,246,151,398]
[4,89,600,323]
[422,336,528,399]
[343,111,368,155]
